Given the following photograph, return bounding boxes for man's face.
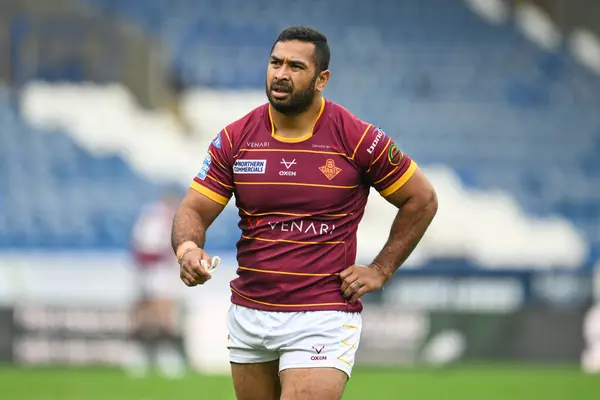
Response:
[266,40,322,116]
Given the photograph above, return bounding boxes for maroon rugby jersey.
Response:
[190,98,417,312]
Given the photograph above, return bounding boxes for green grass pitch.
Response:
[1,364,598,399]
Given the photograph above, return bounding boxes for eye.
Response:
[289,62,306,70]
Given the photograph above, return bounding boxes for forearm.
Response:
[171,206,207,256]
[372,192,438,280]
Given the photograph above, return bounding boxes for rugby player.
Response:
[128,189,186,378]
[171,26,438,400]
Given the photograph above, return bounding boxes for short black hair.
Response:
[271,26,330,72]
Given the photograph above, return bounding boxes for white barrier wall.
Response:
[0,252,237,374]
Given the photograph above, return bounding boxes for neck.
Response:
[270,96,324,138]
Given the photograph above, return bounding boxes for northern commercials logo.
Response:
[196,152,212,180]
[279,158,297,176]
[233,159,267,174]
[367,127,385,155]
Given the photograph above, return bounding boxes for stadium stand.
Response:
[82,0,600,264]
[17,82,588,268]
[0,86,160,249]
[0,0,598,269]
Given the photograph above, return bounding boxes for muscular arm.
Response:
[372,168,438,280]
[171,189,227,257]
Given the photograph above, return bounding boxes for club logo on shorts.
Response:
[234,159,267,174]
[311,345,327,360]
[319,159,341,180]
[388,143,403,166]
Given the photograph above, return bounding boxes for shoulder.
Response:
[222,103,269,148]
[328,100,375,137]
[326,100,378,156]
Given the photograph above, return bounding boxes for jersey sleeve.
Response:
[356,125,418,197]
[190,129,234,205]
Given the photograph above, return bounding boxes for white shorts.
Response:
[226,304,362,378]
[139,265,182,300]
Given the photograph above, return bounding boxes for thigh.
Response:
[142,266,181,300]
[231,360,281,400]
[277,311,362,379]
[227,305,280,364]
[148,298,179,332]
[227,304,281,399]
[279,367,347,400]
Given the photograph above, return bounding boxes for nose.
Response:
[274,64,291,80]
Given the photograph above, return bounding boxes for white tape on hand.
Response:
[201,256,221,275]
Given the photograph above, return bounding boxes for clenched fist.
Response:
[179,248,213,286]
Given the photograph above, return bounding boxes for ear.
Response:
[315,70,330,92]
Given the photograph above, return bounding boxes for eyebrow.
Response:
[270,55,308,68]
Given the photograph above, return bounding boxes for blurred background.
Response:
[0,0,600,398]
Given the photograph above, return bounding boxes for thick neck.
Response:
[269,96,325,141]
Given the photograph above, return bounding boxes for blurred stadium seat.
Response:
[0,85,159,249]
[0,0,598,268]
[12,82,589,268]
[82,0,600,265]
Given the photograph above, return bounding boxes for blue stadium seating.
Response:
[2,0,599,263]
[81,0,600,260]
[0,88,159,249]
[0,86,241,250]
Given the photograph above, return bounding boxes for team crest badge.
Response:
[388,143,403,166]
[319,159,341,180]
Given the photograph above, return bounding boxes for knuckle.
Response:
[191,266,202,273]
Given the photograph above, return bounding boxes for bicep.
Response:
[383,168,437,210]
[180,187,227,229]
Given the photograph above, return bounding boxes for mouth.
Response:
[270,84,291,99]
